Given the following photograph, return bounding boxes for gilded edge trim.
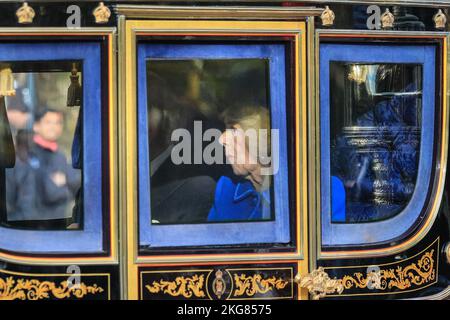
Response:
[0,27,118,266]
[324,237,440,298]
[123,20,307,264]
[0,268,111,300]
[314,29,450,259]
[114,5,323,20]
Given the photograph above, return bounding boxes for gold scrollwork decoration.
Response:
[146,274,206,299]
[342,250,435,291]
[233,274,288,297]
[0,277,103,300]
[295,267,344,300]
[298,248,436,299]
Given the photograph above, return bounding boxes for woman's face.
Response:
[219,124,259,177]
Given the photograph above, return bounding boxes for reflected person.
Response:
[29,108,81,227]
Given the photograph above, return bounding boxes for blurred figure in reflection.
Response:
[208,106,272,222]
[5,90,30,137]
[5,130,35,222]
[4,92,35,223]
[29,108,81,228]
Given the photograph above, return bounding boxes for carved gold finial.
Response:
[0,67,16,97]
[295,267,344,300]
[320,6,335,27]
[381,8,395,30]
[16,2,35,24]
[433,9,447,30]
[93,2,111,24]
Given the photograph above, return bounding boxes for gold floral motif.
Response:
[295,267,344,300]
[233,274,288,297]
[146,274,206,298]
[341,250,435,291]
[0,277,103,300]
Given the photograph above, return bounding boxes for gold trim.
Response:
[0,277,103,300]
[324,239,440,298]
[295,267,344,300]
[0,28,118,266]
[145,275,206,299]
[122,18,310,299]
[298,245,436,299]
[314,30,450,259]
[114,5,323,20]
[232,274,289,297]
[139,269,213,300]
[0,270,111,300]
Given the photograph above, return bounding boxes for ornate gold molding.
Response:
[295,267,344,300]
[298,248,436,299]
[114,5,323,21]
[342,250,435,291]
[0,277,103,300]
[145,275,206,298]
[233,274,289,297]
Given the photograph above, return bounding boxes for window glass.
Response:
[147,58,274,225]
[0,61,82,230]
[329,62,422,223]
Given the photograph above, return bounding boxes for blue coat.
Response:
[208,176,270,221]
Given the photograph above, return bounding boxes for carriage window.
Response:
[147,59,274,225]
[330,63,422,223]
[138,43,290,248]
[0,62,82,230]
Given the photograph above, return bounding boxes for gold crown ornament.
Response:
[16,2,35,24]
[93,2,111,24]
[433,9,447,30]
[381,8,395,30]
[320,6,335,27]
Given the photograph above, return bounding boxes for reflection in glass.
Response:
[330,63,422,223]
[147,59,274,225]
[0,62,82,230]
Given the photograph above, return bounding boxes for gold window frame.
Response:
[118,7,319,298]
[311,29,450,261]
[0,28,118,266]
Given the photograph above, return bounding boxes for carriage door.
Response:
[118,6,320,300]
[0,28,119,300]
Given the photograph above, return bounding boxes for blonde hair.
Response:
[221,106,271,158]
